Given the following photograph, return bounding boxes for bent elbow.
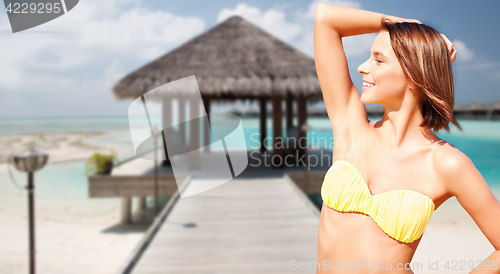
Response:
[315,3,341,25]
[314,3,328,22]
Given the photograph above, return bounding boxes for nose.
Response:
[357,60,370,75]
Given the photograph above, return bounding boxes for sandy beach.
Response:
[0,132,130,164]
[413,196,496,274]
[0,131,149,274]
[0,131,498,273]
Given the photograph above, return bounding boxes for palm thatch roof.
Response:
[483,100,500,110]
[453,103,466,111]
[308,107,327,116]
[113,15,321,100]
[227,107,243,115]
[454,101,491,111]
[244,106,259,115]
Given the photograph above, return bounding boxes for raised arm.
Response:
[313,4,413,140]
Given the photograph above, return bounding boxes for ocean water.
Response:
[240,116,500,188]
[1,116,500,204]
[0,117,131,134]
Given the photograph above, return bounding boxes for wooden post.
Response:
[286,93,293,133]
[154,126,158,216]
[137,197,146,210]
[298,94,307,163]
[162,95,172,165]
[27,171,35,274]
[272,94,284,167]
[178,97,186,145]
[189,96,200,168]
[260,98,267,152]
[202,97,211,151]
[121,197,132,224]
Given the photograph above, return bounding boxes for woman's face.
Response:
[357,31,410,106]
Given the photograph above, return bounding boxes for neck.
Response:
[376,91,437,149]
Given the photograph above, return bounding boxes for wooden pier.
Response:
[118,175,320,274]
[87,148,332,273]
[88,154,189,224]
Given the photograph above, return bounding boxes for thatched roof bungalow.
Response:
[227,107,243,116]
[243,107,259,116]
[113,16,320,100]
[453,100,500,119]
[308,107,327,117]
[113,15,322,166]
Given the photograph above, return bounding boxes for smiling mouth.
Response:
[363,81,375,88]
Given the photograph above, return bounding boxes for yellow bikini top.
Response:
[321,160,435,243]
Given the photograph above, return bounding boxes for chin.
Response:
[360,94,372,104]
[361,93,384,105]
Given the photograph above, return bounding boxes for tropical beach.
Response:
[1,0,500,273]
[0,122,143,273]
[0,117,499,273]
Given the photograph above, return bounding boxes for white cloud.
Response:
[217,3,302,42]
[216,1,368,59]
[77,8,205,59]
[452,43,500,79]
[304,0,362,19]
[0,0,205,88]
[466,61,500,80]
[343,34,377,57]
[0,0,207,117]
[293,29,375,58]
[453,40,474,62]
[487,70,500,80]
[292,0,368,58]
[301,0,368,57]
[463,61,500,70]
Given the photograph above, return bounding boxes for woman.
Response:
[314,4,500,273]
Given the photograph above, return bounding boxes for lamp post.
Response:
[11,148,48,274]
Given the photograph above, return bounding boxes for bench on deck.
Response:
[88,153,189,223]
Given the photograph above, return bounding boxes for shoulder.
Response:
[432,141,471,172]
[431,141,475,196]
[430,141,500,251]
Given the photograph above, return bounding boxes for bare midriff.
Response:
[317,202,420,273]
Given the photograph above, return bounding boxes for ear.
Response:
[408,82,417,90]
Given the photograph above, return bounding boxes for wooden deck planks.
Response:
[129,177,320,274]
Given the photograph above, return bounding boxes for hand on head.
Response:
[383,15,422,24]
[384,16,457,64]
[439,33,457,64]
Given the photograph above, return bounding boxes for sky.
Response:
[0,0,499,118]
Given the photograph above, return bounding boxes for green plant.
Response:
[85,150,120,175]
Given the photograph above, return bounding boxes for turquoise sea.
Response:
[1,116,500,205]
